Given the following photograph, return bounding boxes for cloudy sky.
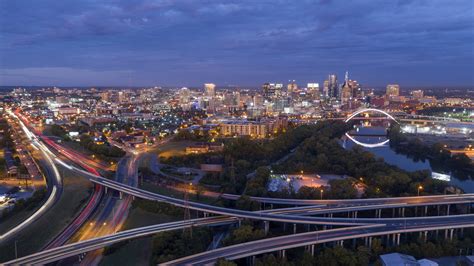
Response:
[0,0,473,87]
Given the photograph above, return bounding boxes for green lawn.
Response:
[141,182,218,205]
[154,140,194,158]
[0,167,92,262]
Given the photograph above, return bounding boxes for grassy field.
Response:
[0,167,92,262]
[141,182,219,205]
[99,204,179,266]
[154,140,194,158]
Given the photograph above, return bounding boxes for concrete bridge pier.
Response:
[447,204,451,216]
[278,249,286,259]
[369,237,373,247]
[449,229,454,241]
[424,206,428,216]
[246,256,255,266]
[437,205,440,216]
[375,209,382,218]
[119,191,123,199]
[105,186,108,194]
[264,221,269,236]
[293,224,297,234]
[396,233,401,246]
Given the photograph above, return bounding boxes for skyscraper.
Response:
[262,83,274,99]
[323,80,329,98]
[307,83,320,100]
[179,87,190,104]
[262,83,283,99]
[204,83,216,98]
[340,71,352,104]
[386,84,400,97]
[287,80,298,95]
[328,74,338,99]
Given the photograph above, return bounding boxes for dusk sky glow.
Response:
[1,0,473,87]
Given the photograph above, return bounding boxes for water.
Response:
[343,126,474,193]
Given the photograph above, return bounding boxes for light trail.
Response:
[0,110,63,243]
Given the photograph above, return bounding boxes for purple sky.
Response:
[0,0,473,87]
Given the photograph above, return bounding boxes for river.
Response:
[343,125,474,193]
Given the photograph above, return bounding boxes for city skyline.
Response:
[1,0,473,87]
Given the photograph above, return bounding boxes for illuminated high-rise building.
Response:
[307,83,320,100]
[204,83,216,97]
[287,80,298,94]
[274,83,283,97]
[341,71,352,104]
[179,87,191,104]
[262,83,274,99]
[386,84,400,97]
[262,83,283,99]
[328,74,338,99]
[323,80,329,98]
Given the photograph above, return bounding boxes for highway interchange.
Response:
[3,108,474,265]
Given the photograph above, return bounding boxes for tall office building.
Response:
[262,83,274,99]
[340,72,352,104]
[287,80,298,94]
[307,83,320,100]
[323,80,329,98]
[204,83,216,98]
[274,83,283,97]
[262,83,283,99]
[179,87,191,104]
[328,74,338,99]
[386,84,400,97]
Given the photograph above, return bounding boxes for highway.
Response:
[41,139,105,250]
[165,215,474,265]
[10,109,107,250]
[0,110,63,244]
[5,213,474,265]
[3,216,236,265]
[74,154,138,265]
[54,165,474,226]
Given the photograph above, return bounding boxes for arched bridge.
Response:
[344,108,399,124]
[344,108,397,148]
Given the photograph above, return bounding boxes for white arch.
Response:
[345,133,389,148]
[345,108,399,124]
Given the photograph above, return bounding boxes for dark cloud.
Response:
[0,0,473,86]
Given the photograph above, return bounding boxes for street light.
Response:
[320,189,324,200]
[417,185,423,196]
